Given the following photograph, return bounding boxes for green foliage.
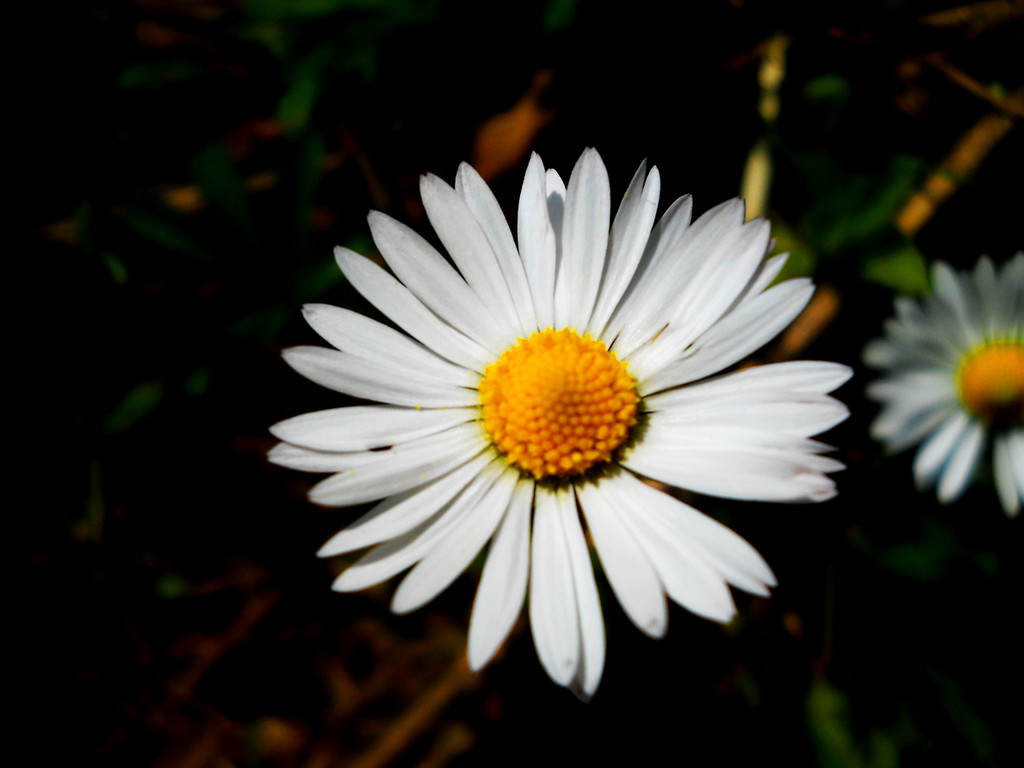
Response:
[103,380,165,434]
[861,241,930,295]
[544,0,580,31]
[807,679,901,768]
[125,206,212,262]
[799,154,926,259]
[190,141,256,240]
[804,73,853,111]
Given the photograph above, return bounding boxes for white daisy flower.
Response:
[865,254,1024,517]
[270,148,852,698]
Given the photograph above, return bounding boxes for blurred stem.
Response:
[925,54,1024,117]
[896,98,1018,237]
[768,286,841,362]
[348,653,479,768]
[741,33,789,221]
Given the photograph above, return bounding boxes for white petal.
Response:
[647,362,853,412]
[368,212,506,352]
[603,194,693,342]
[556,148,610,330]
[600,474,737,621]
[301,304,476,387]
[578,480,667,637]
[638,278,814,391]
[455,162,537,333]
[589,162,660,337]
[605,471,775,595]
[268,441,373,473]
[614,199,747,358]
[334,247,491,372]
[282,346,478,408]
[517,154,557,330]
[623,441,837,503]
[932,262,982,347]
[972,256,999,335]
[529,489,579,687]
[420,174,521,338]
[871,401,957,454]
[331,466,497,593]
[936,419,985,503]
[468,480,533,670]
[994,431,1022,517]
[307,423,487,506]
[271,405,473,452]
[562,488,605,700]
[391,467,517,613]
[1007,429,1024,509]
[631,217,771,372]
[913,410,970,489]
[317,453,496,556]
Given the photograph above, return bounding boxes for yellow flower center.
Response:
[479,328,640,479]
[957,341,1024,423]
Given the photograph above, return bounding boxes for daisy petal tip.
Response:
[332,245,356,263]
[642,616,668,640]
[710,604,738,625]
[389,592,417,616]
[300,303,325,319]
[315,544,337,559]
[467,636,499,673]
[267,422,289,443]
[809,486,839,503]
[316,532,350,558]
[330,571,359,592]
[541,655,577,688]
[265,441,289,463]
[570,681,597,703]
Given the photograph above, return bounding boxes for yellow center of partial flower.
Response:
[479,328,640,479]
[957,341,1024,423]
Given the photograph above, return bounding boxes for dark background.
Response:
[23,1,1023,765]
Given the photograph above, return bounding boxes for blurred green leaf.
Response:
[231,306,292,345]
[861,242,930,295]
[74,458,106,544]
[104,380,164,434]
[799,154,926,257]
[807,678,862,768]
[190,141,255,240]
[293,242,351,298]
[155,572,192,600]
[877,518,958,581]
[544,0,580,31]
[768,217,817,282]
[126,206,212,262]
[865,731,900,768]
[118,60,205,88]
[101,251,128,286]
[286,131,327,255]
[807,679,904,768]
[927,667,995,762]
[185,367,213,397]
[277,48,334,134]
[804,73,853,109]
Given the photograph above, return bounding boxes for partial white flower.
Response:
[271,148,851,698]
[865,254,1024,517]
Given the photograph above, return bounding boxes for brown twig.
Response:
[925,54,1024,117]
[896,103,1018,237]
[768,286,842,362]
[346,654,480,768]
